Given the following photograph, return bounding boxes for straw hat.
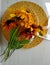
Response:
[1,1,48,48]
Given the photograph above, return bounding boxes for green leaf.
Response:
[12,40,23,49]
[20,40,29,44]
[12,40,19,49]
[9,28,16,39]
[3,28,18,61]
[3,25,30,61]
[16,45,23,49]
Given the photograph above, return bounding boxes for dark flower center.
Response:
[6,20,15,25]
